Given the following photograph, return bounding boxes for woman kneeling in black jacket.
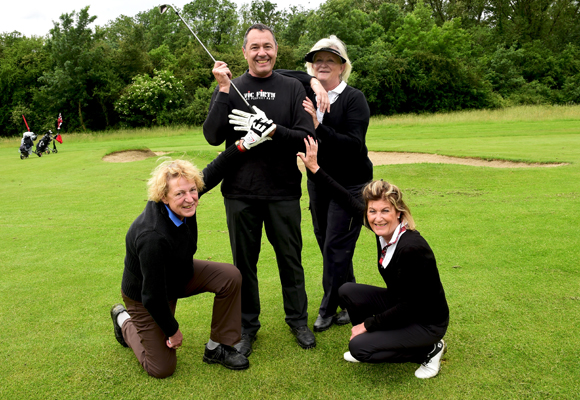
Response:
[298,136,449,379]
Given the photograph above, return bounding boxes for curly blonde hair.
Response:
[305,35,352,83]
[147,159,205,202]
[362,180,416,230]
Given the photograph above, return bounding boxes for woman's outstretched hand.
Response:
[297,136,320,174]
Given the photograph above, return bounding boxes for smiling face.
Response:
[162,176,199,221]
[312,50,345,90]
[366,199,401,242]
[243,29,278,78]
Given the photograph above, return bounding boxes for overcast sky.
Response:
[2,0,325,38]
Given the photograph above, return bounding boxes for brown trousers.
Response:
[121,259,242,378]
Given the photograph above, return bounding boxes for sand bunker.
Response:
[364,151,567,169]
[102,149,170,163]
[103,149,566,168]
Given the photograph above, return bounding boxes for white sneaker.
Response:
[415,340,446,379]
[343,351,360,363]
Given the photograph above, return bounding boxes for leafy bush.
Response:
[506,80,552,106]
[166,86,215,126]
[484,45,526,97]
[351,3,493,115]
[115,69,185,127]
[561,74,580,104]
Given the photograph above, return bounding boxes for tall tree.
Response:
[240,0,288,35]
[37,6,99,131]
[0,33,51,136]
[182,0,240,50]
[104,16,154,83]
[278,6,312,47]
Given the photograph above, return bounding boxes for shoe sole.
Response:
[295,337,317,349]
[202,356,249,370]
[334,319,350,326]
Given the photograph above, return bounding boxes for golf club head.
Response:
[159,4,171,14]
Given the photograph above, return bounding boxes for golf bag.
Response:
[19,132,37,160]
[35,131,56,157]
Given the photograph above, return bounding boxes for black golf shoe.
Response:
[203,344,249,370]
[291,325,316,349]
[234,333,256,357]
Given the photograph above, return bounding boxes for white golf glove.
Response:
[229,107,275,136]
[251,106,267,119]
[229,108,260,131]
[240,131,272,150]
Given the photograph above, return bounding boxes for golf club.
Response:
[159,4,253,112]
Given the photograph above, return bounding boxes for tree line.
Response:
[1,0,579,136]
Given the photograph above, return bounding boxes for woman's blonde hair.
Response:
[147,159,205,202]
[362,180,416,230]
[305,35,352,83]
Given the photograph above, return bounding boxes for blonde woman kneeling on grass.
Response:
[298,136,450,379]
[109,130,271,378]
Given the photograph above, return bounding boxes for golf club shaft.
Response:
[166,5,252,111]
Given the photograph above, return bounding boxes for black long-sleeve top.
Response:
[310,169,449,331]
[121,145,241,338]
[276,70,373,187]
[202,71,315,200]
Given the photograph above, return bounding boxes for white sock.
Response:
[207,339,220,350]
[116,311,130,327]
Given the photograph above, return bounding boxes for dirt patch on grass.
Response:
[297,151,566,171]
[365,151,568,168]
[102,149,170,163]
[104,149,567,168]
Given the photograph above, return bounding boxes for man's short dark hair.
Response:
[243,23,278,49]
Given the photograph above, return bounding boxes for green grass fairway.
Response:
[1,106,579,399]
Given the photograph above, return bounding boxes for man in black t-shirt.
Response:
[203,23,316,357]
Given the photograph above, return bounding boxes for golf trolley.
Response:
[34,130,62,157]
[19,114,63,159]
[19,132,37,160]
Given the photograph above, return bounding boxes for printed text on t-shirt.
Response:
[244,90,276,101]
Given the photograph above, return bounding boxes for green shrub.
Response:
[115,69,185,127]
